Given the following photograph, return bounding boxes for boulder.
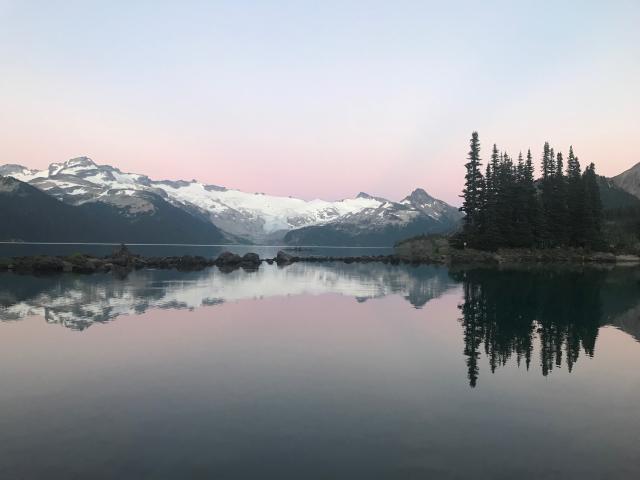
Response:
[275,250,297,265]
[215,251,243,267]
[240,253,261,268]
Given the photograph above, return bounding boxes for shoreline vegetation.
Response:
[394,235,640,265]
[1,240,639,276]
[459,132,606,251]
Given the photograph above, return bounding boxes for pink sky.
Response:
[1,1,639,205]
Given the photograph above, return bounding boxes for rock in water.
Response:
[111,243,136,268]
[240,253,261,268]
[215,251,243,267]
[275,250,297,265]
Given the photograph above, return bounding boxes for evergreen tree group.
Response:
[460,132,603,250]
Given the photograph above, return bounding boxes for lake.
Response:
[1,260,639,479]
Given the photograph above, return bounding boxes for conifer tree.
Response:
[539,142,555,246]
[496,152,516,245]
[523,149,540,245]
[555,151,564,178]
[512,152,534,246]
[566,146,584,245]
[461,132,484,243]
[551,151,569,245]
[480,145,501,250]
[541,142,552,179]
[582,163,603,249]
[490,144,500,176]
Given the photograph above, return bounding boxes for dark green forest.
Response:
[459,132,605,251]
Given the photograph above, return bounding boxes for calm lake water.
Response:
[1,261,640,479]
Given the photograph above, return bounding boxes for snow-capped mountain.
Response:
[1,157,462,245]
[0,175,230,244]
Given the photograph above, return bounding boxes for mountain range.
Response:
[0,157,462,246]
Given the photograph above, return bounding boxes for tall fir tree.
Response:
[460,132,484,243]
[565,146,584,245]
[582,163,603,249]
[524,149,540,245]
[541,142,553,179]
[496,151,516,245]
[480,145,501,250]
[539,142,555,246]
[551,152,569,245]
[512,152,534,246]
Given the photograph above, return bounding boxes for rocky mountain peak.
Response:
[0,175,20,192]
[402,188,435,205]
[49,157,97,176]
[0,164,31,176]
[67,156,96,167]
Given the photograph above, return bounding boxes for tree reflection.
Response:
[454,268,606,387]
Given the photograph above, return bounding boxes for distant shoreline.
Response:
[2,243,639,276]
[394,235,640,266]
[0,241,391,249]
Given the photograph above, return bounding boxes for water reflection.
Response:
[0,263,455,330]
[453,267,640,386]
[1,263,639,386]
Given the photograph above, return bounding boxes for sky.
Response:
[0,0,639,205]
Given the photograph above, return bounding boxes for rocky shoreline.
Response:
[394,235,640,266]
[0,246,408,275]
[1,243,639,275]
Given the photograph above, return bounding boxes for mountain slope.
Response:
[612,162,640,200]
[284,189,461,246]
[0,176,230,243]
[597,175,640,210]
[2,157,462,245]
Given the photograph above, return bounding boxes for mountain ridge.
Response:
[1,157,463,245]
[612,162,640,200]
[0,175,231,244]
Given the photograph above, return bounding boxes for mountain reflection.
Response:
[0,263,455,330]
[1,264,639,385]
[452,267,640,387]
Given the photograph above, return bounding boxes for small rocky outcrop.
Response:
[275,250,298,265]
[240,253,261,269]
[111,243,137,268]
[11,256,66,273]
[215,251,243,267]
[213,251,261,272]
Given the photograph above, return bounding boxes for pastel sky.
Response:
[1,0,639,205]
